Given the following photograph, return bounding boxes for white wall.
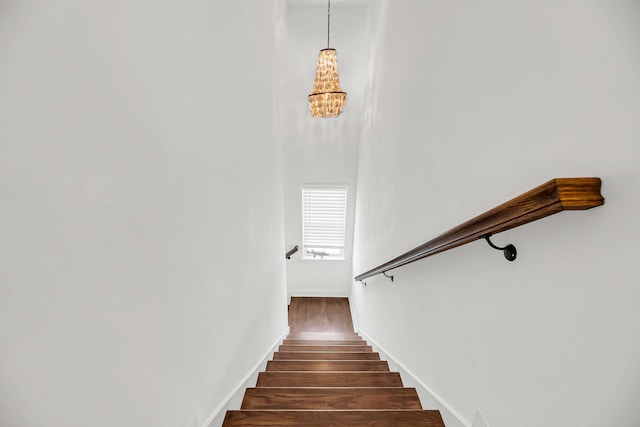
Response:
[281,126,359,297]
[0,2,288,427]
[352,1,640,427]
[279,3,370,298]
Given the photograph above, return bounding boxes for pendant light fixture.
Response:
[309,0,347,118]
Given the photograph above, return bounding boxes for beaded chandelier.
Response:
[309,0,346,118]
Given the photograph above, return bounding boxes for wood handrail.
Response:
[354,178,604,282]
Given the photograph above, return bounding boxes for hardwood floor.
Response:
[288,297,354,333]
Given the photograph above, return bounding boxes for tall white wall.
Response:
[279,4,369,298]
[0,2,288,427]
[352,1,640,427]
[281,121,359,297]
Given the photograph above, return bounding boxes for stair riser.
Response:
[286,332,361,340]
[266,360,389,371]
[279,345,373,352]
[273,352,380,360]
[223,410,446,426]
[282,340,367,346]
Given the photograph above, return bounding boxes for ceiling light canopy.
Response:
[309,0,346,118]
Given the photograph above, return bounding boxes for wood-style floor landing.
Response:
[288,296,354,334]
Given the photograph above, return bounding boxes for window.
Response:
[302,186,347,260]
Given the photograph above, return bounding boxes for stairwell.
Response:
[222,298,445,426]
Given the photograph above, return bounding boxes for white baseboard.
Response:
[357,328,471,427]
[348,295,358,332]
[202,327,290,427]
[287,289,350,300]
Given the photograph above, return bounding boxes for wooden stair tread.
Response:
[257,372,404,387]
[279,344,373,352]
[283,339,368,346]
[242,387,422,410]
[273,351,380,360]
[266,360,389,371]
[223,410,446,426]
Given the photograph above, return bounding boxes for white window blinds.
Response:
[302,186,347,258]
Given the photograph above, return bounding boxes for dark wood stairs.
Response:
[222,331,445,426]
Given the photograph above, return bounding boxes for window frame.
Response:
[301,184,348,261]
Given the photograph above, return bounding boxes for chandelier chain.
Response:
[327,0,331,48]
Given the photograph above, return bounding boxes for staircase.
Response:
[222,330,446,426]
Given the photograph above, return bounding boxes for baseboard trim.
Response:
[202,327,290,427]
[348,295,358,332]
[287,289,350,300]
[357,328,471,427]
